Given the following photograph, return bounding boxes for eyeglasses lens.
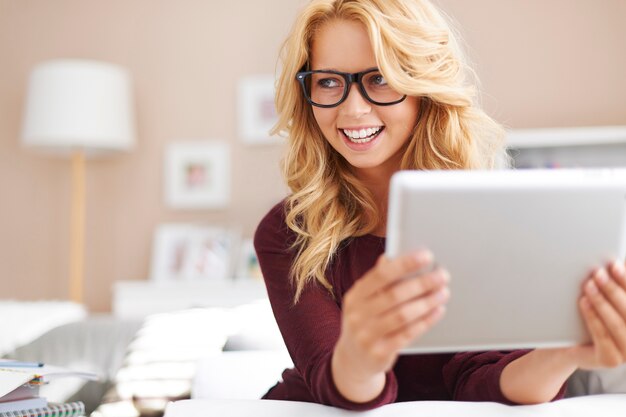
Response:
[303,71,404,107]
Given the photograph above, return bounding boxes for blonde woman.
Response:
[254,0,626,410]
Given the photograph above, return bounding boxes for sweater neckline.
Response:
[360,233,386,241]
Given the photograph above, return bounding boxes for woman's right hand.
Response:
[331,250,450,402]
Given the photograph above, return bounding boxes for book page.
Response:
[0,364,98,398]
[0,369,36,398]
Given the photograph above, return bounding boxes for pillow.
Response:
[91,308,233,417]
[222,299,286,351]
[192,350,293,400]
[0,301,86,356]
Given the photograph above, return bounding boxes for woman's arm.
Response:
[500,348,577,403]
[254,203,450,408]
[254,204,363,408]
[501,260,626,404]
[254,204,404,409]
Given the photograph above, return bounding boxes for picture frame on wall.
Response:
[164,140,230,209]
[237,74,281,145]
[150,223,239,282]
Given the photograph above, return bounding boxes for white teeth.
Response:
[342,126,382,143]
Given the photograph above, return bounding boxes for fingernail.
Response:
[433,269,449,285]
[595,269,609,285]
[580,296,591,310]
[414,250,433,264]
[613,261,625,277]
[438,287,449,302]
[586,280,599,295]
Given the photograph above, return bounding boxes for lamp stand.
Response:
[70,150,85,303]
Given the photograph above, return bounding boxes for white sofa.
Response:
[189,299,626,402]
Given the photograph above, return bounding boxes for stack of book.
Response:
[0,361,98,417]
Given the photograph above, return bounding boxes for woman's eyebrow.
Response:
[310,66,379,73]
[310,67,339,71]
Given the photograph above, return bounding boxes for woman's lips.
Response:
[340,127,385,151]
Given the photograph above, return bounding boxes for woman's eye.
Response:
[318,77,342,88]
[369,73,388,86]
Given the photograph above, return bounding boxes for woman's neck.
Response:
[354,167,396,238]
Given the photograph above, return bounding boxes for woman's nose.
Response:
[339,84,371,116]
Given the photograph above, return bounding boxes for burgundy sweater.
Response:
[254,202,566,410]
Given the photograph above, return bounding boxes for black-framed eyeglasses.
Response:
[296,68,407,108]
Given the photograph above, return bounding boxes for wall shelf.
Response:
[505,125,626,169]
[506,125,626,149]
[112,279,268,319]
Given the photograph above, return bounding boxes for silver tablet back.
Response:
[386,169,626,353]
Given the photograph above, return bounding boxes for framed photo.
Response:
[237,75,281,145]
[150,223,239,281]
[165,141,230,209]
[235,238,263,280]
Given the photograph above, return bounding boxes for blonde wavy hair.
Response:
[272,0,508,303]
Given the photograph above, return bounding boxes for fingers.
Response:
[341,250,449,359]
[368,284,449,339]
[341,286,446,356]
[355,250,435,299]
[610,260,626,291]
[367,267,449,317]
[580,295,624,367]
[379,305,447,354]
[580,262,626,366]
[595,264,626,320]
[339,250,448,373]
[347,276,449,353]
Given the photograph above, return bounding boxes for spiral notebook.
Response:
[0,401,84,417]
[0,362,95,417]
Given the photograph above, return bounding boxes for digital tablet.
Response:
[385,169,626,353]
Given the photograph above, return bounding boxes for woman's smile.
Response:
[339,126,385,150]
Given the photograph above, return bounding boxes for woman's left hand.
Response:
[570,260,626,370]
[501,261,626,404]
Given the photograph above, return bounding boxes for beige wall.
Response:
[1,0,625,312]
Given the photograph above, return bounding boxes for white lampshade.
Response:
[21,59,136,155]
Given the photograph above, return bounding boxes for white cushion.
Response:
[92,308,231,417]
[192,350,293,400]
[223,299,286,351]
[0,301,86,356]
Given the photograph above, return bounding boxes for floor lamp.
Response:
[21,59,136,304]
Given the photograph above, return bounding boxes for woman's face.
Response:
[310,19,420,180]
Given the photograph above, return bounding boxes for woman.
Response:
[254,0,626,410]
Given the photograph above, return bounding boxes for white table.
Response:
[165,394,626,417]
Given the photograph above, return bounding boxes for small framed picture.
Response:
[165,141,230,209]
[235,238,263,280]
[150,223,239,281]
[237,75,281,145]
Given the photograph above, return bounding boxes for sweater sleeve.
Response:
[442,350,567,404]
[253,203,398,410]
